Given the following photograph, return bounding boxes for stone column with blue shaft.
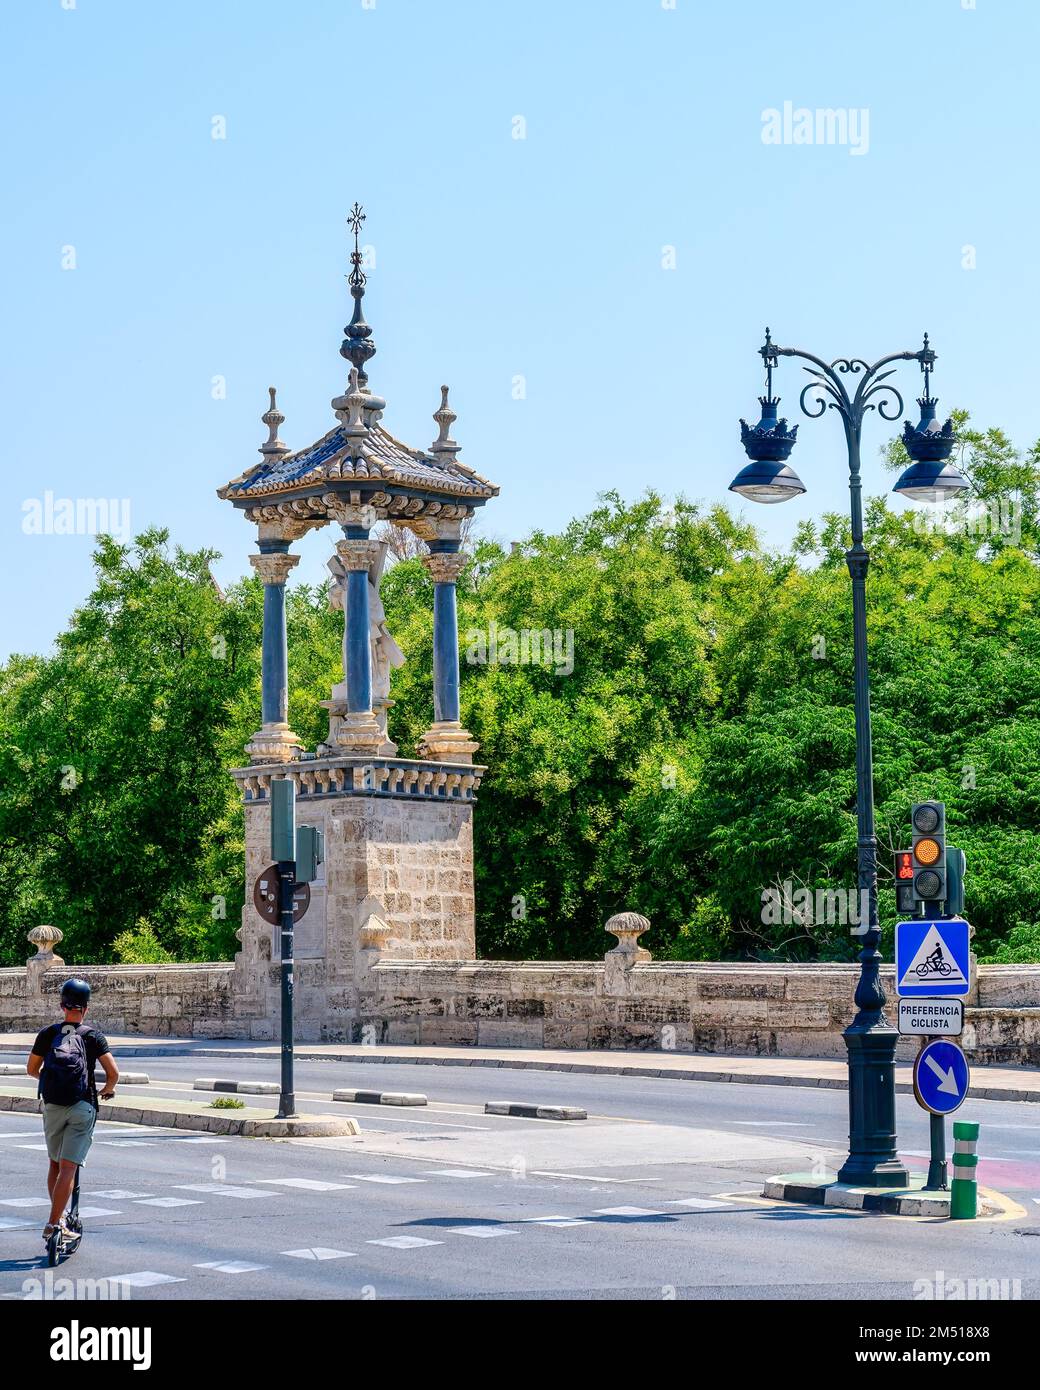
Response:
[333,530,385,755]
[418,546,478,764]
[246,544,303,763]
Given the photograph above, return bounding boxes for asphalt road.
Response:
[2,1059,1038,1300]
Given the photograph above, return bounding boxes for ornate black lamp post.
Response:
[730,331,967,1186]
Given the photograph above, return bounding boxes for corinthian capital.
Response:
[335,538,384,572]
[423,551,468,585]
[249,552,300,585]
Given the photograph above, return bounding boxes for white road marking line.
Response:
[0,1131,46,1138]
[518,1216,593,1228]
[666,1197,734,1209]
[195,1260,268,1274]
[0,1217,37,1230]
[76,1207,122,1218]
[133,1197,203,1208]
[282,1247,357,1261]
[253,1179,356,1191]
[159,1136,231,1144]
[109,1272,186,1288]
[423,1169,495,1178]
[366,1236,442,1249]
[593,1206,667,1218]
[13,1144,48,1151]
[96,1140,155,1147]
[344,1175,424,1185]
[444,1226,519,1238]
[93,1190,154,1200]
[734,1122,812,1127]
[174,1184,272,1199]
[0,1198,50,1208]
[530,1171,644,1183]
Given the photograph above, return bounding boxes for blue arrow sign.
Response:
[913,1039,970,1115]
[895,918,971,997]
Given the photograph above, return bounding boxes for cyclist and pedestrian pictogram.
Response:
[895,919,971,998]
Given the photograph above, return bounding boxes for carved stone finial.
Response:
[332,366,370,444]
[340,203,376,388]
[27,924,64,966]
[260,387,291,460]
[430,385,460,459]
[605,912,652,962]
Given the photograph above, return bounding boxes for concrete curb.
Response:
[763,1173,999,1218]
[484,1101,587,1120]
[0,1087,360,1139]
[0,1064,149,1084]
[194,1078,280,1095]
[332,1089,427,1107]
[1,1042,1037,1105]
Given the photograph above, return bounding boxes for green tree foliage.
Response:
[1,415,1038,965]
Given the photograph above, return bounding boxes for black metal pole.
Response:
[835,414,909,1188]
[926,1108,948,1189]
[276,859,297,1118]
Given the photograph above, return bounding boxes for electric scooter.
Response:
[45,1166,83,1267]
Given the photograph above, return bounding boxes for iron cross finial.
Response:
[347,203,366,290]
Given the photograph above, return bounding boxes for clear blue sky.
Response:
[3,0,1038,658]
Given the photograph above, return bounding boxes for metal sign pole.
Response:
[276,859,297,1119]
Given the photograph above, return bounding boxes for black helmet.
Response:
[60,978,91,1009]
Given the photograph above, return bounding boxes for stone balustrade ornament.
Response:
[27,924,65,965]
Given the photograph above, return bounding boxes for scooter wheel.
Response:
[46,1232,59,1268]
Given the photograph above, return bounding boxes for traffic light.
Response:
[911,801,947,908]
[296,825,325,884]
[894,850,916,915]
[944,845,966,918]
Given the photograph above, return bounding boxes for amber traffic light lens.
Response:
[914,837,942,866]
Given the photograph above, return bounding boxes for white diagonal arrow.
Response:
[925,1054,960,1095]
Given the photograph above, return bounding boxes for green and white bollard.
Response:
[950,1121,979,1220]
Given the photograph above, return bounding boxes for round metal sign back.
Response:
[253,864,310,925]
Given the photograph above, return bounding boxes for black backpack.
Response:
[40,1024,91,1106]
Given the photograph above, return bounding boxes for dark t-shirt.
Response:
[32,1023,110,1108]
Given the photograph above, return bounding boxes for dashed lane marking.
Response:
[282,1247,357,1261]
[366,1236,442,1249]
[423,1169,495,1178]
[133,1197,203,1208]
[592,1206,667,1218]
[518,1216,593,1228]
[444,1226,519,1238]
[195,1261,268,1274]
[253,1178,356,1191]
[76,1207,122,1218]
[344,1174,424,1185]
[666,1197,736,1209]
[174,1184,273,1199]
[93,1190,154,1200]
[109,1272,186,1288]
[0,1218,36,1230]
[0,1198,49,1208]
[529,1171,644,1184]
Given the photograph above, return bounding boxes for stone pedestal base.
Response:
[417,720,479,764]
[245,723,304,764]
[231,753,482,1042]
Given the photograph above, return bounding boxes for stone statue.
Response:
[326,541,405,752]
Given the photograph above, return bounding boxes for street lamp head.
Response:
[735,375,804,501]
[728,457,807,504]
[892,458,969,503]
[894,334,965,502]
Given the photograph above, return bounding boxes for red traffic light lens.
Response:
[896,852,914,880]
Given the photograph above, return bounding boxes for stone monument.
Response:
[216,206,499,1040]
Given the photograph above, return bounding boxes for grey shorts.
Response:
[42,1100,97,1165]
